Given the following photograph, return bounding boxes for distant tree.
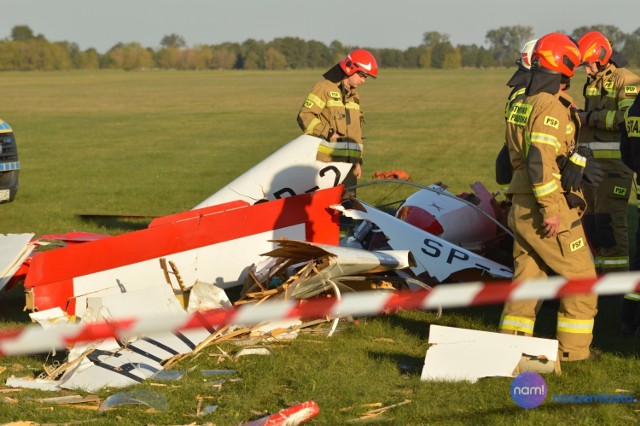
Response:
[305,40,332,68]
[422,31,450,48]
[329,40,346,63]
[173,45,211,70]
[210,45,238,69]
[269,37,308,68]
[431,41,455,69]
[160,33,186,48]
[11,25,36,41]
[104,42,153,70]
[239,39,265,69]
[263,47,287,70]
[156,46,180,68]
[621,27,640,67]
[378,48,403,68]
[74,48,100,70]
[403,46,428,68]
[571,25,626,50]
[443,48,462,69]
[485,25,534,66]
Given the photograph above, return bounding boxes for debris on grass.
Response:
[98,390,167,413]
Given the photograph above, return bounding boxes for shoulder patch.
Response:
[506,102,532,126]
[604,81,615,91]
[543,116,559,129]
[624,86,638,95]
[329,91,341,99]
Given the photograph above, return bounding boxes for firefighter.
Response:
[297,49,377,196]
[499,33,599,362]
[495,38,537,187]
[619,94,640,337]
[577,31,640,274]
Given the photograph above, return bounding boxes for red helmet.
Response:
[578,31,612,66]
[339,49,378,78]
[531,33,581,77]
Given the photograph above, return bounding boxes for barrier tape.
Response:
[1,273,640,356]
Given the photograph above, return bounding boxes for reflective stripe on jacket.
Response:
[297,79,364,164]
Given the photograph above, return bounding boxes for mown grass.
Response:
[0,69,638,425]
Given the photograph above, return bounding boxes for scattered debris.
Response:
[421,325,559,383]
[240,400,320,426]
[98,390,167,413]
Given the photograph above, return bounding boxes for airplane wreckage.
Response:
[0,134,524,392]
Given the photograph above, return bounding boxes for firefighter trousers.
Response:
[500,193,598,361]
[582,158,633,273]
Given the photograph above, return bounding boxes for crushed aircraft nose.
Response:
[334,199,513,284]
[396,182,510,253]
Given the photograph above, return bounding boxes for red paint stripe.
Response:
[24,187,342,309]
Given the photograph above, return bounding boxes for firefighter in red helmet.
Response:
[499,33,599,364]
[297,49,378,196]
[577,31,640,277]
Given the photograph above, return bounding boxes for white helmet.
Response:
[518,39,538,70]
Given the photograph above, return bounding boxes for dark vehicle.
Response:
[0,119,19,203]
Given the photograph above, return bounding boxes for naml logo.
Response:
[510,372,548,408]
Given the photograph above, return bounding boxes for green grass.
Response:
[0,69,638,425]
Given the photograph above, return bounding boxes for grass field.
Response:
[0,69,638,425]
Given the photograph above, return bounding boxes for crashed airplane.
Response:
[11,134,512,318]
[1,134,514,390]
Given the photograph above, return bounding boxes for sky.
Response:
[2,0,639,53]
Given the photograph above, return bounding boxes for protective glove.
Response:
[557,152,586,192]
[576,146,604,187]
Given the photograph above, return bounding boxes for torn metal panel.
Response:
[258,239,415,299]
[0,233,35,291]
[24,186,342,316]
[421,325,558,383]
[17,283,214,392]
[334,201,513,283]
[194,134,353,208]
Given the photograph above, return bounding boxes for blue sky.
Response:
[2,0,638,52]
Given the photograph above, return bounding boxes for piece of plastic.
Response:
[98,390,167,413]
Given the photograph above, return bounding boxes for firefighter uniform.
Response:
[579,63,640,273]
[298,79,364,189]
[501,89,598,361]
[620,94,640,336]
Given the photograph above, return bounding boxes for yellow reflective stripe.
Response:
[530,132,560,152]
[326,100,344,108]
[504,88,526,118]
[619,98,634,110]
[623,292,640,301]
[585,87,600,96]
[500,315,534,334]
[569,154,586,167]
[317,140,363,158]
[593,150,622,159]
[557,316,594,334]
[597,256,629,269]
[606,111,616,130]
[532,180,559,198]
[305,117,321,134]
[305,93,325,109]
[605,91,617,99]
[345,102,360,110]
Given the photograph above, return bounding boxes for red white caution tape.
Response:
[1,273,639,356]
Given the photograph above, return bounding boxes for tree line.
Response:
[1,24,639,72]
